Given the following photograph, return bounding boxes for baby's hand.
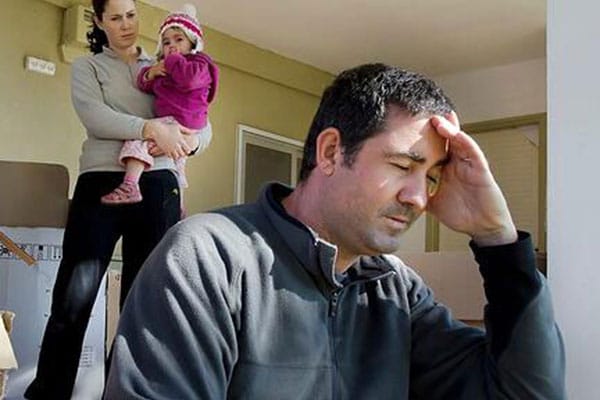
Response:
[145,60,166,81]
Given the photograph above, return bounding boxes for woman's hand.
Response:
[182,133,200,154]
[142,118,194,159]
[148,134,198,157]
[427,112,517,246]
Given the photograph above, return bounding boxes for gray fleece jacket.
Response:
[105,183,565,399]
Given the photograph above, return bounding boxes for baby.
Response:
[101,3,219,213]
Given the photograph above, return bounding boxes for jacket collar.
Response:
[259,183,394,292]
[101,45,152,62]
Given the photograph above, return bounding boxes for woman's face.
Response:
[96,0,139,50]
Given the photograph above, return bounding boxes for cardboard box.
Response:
[396,251,485,322]
[106,269,121,354]
[0,311,17,400]
[0,227,105,400]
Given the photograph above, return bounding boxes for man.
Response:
[105,64,565,399]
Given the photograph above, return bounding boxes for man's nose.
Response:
[396,175,428,211]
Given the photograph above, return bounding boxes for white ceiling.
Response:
[144,0,546,76]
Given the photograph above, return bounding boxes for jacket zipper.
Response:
[329,289,340,399]
[327,271,395,399]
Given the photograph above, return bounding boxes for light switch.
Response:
[25,56,56,76]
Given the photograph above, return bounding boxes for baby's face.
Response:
[161,28,193,56]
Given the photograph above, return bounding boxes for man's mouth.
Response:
[385,215,410,229]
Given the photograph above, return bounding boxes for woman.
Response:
[24,0,206,398]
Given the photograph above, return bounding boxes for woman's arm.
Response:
[71,57,145,141]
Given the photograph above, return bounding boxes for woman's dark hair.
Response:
[87,0,110,54]
[298,63,455,182]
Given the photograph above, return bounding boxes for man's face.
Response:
[321,108,447,258]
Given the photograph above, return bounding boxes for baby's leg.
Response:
[101,141,153,205]
[122,158,146,185]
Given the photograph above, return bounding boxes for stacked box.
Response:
[0,311,17,400]
[0,227,105,399]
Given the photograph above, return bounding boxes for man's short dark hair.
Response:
[298,63,454,181]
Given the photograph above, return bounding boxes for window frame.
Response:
[234,124,304,204]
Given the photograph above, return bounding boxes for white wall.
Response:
[548,0,600,398]
[434,58,546,123]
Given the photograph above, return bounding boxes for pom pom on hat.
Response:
[179,3,198,19]
[156,3,204,57]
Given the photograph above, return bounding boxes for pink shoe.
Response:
[101,182,143,205]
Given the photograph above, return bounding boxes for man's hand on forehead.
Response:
[430,112,460,140]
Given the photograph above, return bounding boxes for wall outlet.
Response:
[25,56,56,76]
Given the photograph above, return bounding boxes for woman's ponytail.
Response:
[86,20,108,54]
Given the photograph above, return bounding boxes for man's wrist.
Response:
[471,224,518,247]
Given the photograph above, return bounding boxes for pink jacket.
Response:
[138,52,219,129]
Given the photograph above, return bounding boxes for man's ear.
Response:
[315,128,342,176]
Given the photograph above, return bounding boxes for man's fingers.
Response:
[431,115,487,163]
[446,111,460,129]
[431,115,460,139]
[431,115,474,149]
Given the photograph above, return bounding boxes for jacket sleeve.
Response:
[71,57,145,140]
[136,65,155,94]
[164,53,214,91]
[408,232,565,400]
[104,216,239,399]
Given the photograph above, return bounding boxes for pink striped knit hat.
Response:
[156,3,204,58]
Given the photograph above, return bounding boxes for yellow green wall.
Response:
[0,0,333,213]
[0,0,83,183]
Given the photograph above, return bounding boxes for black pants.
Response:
[24,170,180,400]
